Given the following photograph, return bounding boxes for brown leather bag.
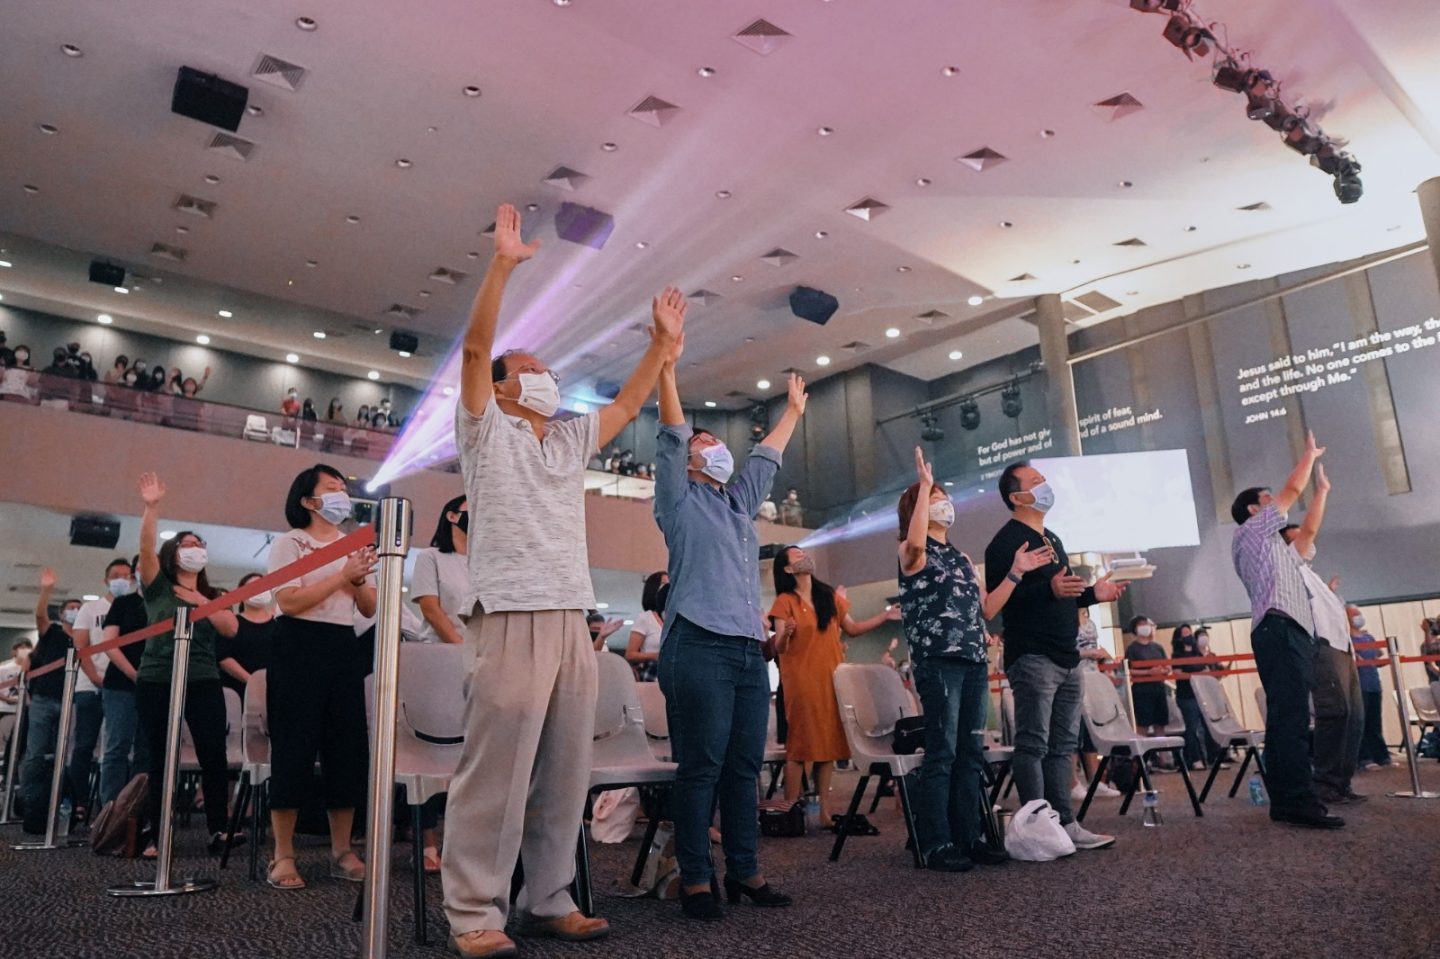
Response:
[90,773,148,858]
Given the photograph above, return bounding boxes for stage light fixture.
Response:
[920,413,945,443]
[1001,384,1023,419]
[1212,60,1252,94]
[959,399,981,431]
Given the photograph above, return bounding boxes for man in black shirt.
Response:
[984,461,1125,852]
[18,569,82,831]
[98,577,150,805]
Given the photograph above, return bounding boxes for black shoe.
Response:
[1270,805,1345,829]
[1314,786,1352,806]
[966,840,1010,866]
[1343,789,1367,803]
[923,844,975,873]
[680,890,724,921]
[723,875,792,907]
[207,830,246,856]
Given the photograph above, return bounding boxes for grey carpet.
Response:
[2,763,1437,959]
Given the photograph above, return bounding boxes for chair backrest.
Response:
[222,686,243,763]
[1081,669,1138,754]
[592,650,656,769]
[1000,686,1016,746]
[1410,685,1439,723]
[832,663,917,764]
[242,669,269,764]
[1164,686,1186,734]
[1191,675,1248,739]
[635,681,668,739]
[397,642,466,743]
[243,414,267,434]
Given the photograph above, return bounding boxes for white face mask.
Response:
[513,371,560,417]
[313,490,353,526]
[177,546,208,572]
[1027,482,1055,513]
[928,500,955,528]
[245,590,274,609]
[695,444,735,484]
[1349,614,1365,629]
[61,607,79,626]
[108,577,133,598]
[1137,624,1154,638]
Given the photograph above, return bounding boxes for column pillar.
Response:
[1419,177,1440,290]
[1035,293,1081,456]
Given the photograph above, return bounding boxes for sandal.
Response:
[423,846,441,875]
[330,849,366,882]
[267,856,306,890]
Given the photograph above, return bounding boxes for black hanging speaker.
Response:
[70,516,121,549]
[171,66,249,132]
[89,261,126,287]
[388,330,419,354]
[789,286,840,326]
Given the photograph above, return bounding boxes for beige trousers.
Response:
[441,607,597,933]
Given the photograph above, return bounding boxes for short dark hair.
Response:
[896,482,923,540]
[1230,487,1267,525]
[103,557,132,579]
[1280,523,1300,543]
[641,571,668,613]
[1128,615,1152,633]
[11,638,33,653]
[284,464,349,529]
[430,494,467,553]
[998,461,1029,511]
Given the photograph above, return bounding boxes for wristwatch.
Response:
[1006,571,1023,585]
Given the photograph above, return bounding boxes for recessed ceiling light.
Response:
[896,265,911,273]
[815,355,831,367]
[61,43,83,58]
[1184,225,1197,232]
[999,220,1013,229]
[38,123,58,135]
[398,350,412,358]
[715,190,732,199]
[295,16,318,31]
[442,386,454,396]
[113,286,129,294]
[1118,179,1134,188]
[285,353,299,363]
[97,313,113,325]
[1040,128,1056,138]
[600,142,617,152]
[346,215,360,224]
[204,174,220,185]
[967,295,984,306]
[81,593,100,602]
[595,601,609,610]
[524,203,539,212]
[466,251,480,259]
[948,350,963,361]
[175,225,189,234]
[731,274,744,282]
[817,126,834,136]
[757,378,771,390]
[217,310,232,318]
[426,126,438,133]
[395,158,413,169]
[246,104,263,117]
[418,290,431,298]
[744,337,756,343]
[159,530,177,541]
[313,330,326,339]
[367,370,380,380]
[1237,263,1252,270]
[462,85,482,98]
[306,259,318,267]
[0,259,11,268]
[941,66,959,77]
[916,177,931,186]
[374,328,383,335]
[196,334,210,345]
[635,241,648,249]
[697,66,717,78]
[814,230,829,239]
[885,327,901,338]
[22,185,39,194]
[704,400,717,408]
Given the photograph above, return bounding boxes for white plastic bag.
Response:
[1003,799,1076,861]
[589,787,641,844]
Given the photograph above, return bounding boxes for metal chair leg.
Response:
[574,824,594,917]
[893,771,923,869]
[1172,748,1203,817]
[412,802,427,946]
[1076,754,1110,823]
[1228,747,1255,798]
[1199,751,1226,804]
[220,773,249,869]
[829,774,870,862]
[1118,757,1144,815]
[248,780,264,882]
[630,807,663,888]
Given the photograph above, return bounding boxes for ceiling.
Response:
[2,0,1439,411]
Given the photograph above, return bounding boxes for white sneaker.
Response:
[1070,784,1088,802]
[1096,782,1121,798]
[1063,820,1116,851]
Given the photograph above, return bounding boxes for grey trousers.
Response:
[441,608,597,934]
[1311,641,1362,794]
[1008,654,1083,825]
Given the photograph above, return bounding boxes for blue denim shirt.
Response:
[1353,631,1381,693]
[654,424,780,642]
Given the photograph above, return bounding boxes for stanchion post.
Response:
[1121,661,1138,733]
[361,497,412,959]
[14,648,85,850]
[1383,634,1440,800]
[107,606,220,895]
[0,671,30,824]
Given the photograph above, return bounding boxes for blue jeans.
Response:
[66,690,103,807]
[1008,654,1082,825]
[1251,614,1318,809]
[19,695,62,813]
[910,657,988,856]
[657,616,769,888]
[1176,694,1216,766]
[99,688,149,804]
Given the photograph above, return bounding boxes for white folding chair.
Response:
[1076,670,1202,822]
[1191,675,1267,802]
[1409,686,1439,752]
[634,681,670,761]
[220,670,270,878]
[577,652,677,916]
[829,664,924,867]
[242,414,269,442]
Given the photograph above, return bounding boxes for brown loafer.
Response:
[514,910,610,942]
[448,929,518,958]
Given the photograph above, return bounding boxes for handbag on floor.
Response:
[758,798,806,837]
[1003,800,1076,861]
[91,773,149,858]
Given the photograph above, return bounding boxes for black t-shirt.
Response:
[28,624,72,699]
[984,518,1096,670]
[216,615,276,696]
[101,592,149,693]
[1171,633,1202,699]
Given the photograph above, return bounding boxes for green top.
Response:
[137,569,220,684]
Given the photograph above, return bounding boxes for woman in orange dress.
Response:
[770,545,900,819]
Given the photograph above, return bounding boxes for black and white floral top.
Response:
[898,538,988,664]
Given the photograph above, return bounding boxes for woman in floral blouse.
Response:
[896,447,1051,872]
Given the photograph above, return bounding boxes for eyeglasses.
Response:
[178,538,207,549]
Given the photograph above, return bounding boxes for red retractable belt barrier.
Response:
[1,525,375,692]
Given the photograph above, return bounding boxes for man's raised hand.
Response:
[492,203,541,264]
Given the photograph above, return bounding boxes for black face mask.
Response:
[455,510,469,534]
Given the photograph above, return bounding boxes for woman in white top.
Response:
[625,571,668,682]
[264,464,377,891]
[411,495,470,645]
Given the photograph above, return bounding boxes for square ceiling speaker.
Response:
[172,66,249,132]
[89,260,126,287]
[554,202,615,250]
[789,286,839,326]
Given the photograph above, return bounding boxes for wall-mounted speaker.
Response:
[171,66,249,132]
[70,516,120,549]
[388,330,418,354]
[789,286,840,326]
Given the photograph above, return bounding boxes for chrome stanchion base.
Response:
[1386,790,1440,799]
[13,838,87,851]
[106,877,219,898]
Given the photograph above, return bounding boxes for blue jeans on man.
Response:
[910,657,989,857]
[99,688,149,804]
[66,690,103,809]
[657,617,769,888]
[1008,654,1083,824]
[18,695,62,815]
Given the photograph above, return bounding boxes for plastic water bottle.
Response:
[57,798,73,839]
[1141,789,1163,827]
[804,794,821,835]
[1248,774,1268,806]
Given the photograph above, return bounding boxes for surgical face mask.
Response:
[1349,614,1365,629]
[928,500,956,528]
[108,578,133,598]
[61,607,79,626]
[313,491,353,526]
[509,371,560,417]
[245,590,274,609]
[788,555,815,575]
[454,510,469,534]
[1026,482,1055,513]
[694,443,734,484]
[15,350,29,364]
[177,546,208,572]
[1137,624,1154,638]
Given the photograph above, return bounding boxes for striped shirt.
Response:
[1231,504,1314,635]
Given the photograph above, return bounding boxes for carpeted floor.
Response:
[2,763,1438,959]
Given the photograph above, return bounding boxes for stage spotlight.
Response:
[1282,117,1324,156]
[1213,60,1252,94]
[1001,384,1023,419]
[1333,172,1364,204]
[1261,100,1294,132]
[920,413,945,443]
[959,399,981,431]
[1314,145,1360,179]
[1162,15,1213,58]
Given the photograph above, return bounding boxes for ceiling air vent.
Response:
[956,147,1007,172]
[252,54,307,92]
[725,390,748,398]
[1092,92,1144,121]
[385,304,421,320]
[1009,272,1037,282]
[1238,201,1272,212]
[149,242,188,262]
[428,267,467,285]
[1061,300,1093,323]
[206,131,255,161]
[840,341,872,353]
[914,309,949,324]
[760,248,797,267]
[628,95,681,127]
[480,221,496,237]
[733,18,792,56]
[542,166,590,191]
[844,197,890,221]
[172,194,217,219]
[1113,237,1147,247]
[689,289,721,306]
[1074,290,1122,313]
